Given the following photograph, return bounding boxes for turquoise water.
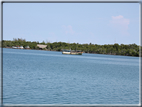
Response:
[3,48,139,104]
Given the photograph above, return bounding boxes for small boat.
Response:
[70,50,83,55]
[70,52,82,55]
[62,49,83,55]
[62,49,71,54]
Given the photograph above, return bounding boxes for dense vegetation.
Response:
[2,38,141,57]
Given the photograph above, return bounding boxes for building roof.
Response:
[37,44,47,48]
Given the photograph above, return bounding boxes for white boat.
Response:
[62,50,71,54]
[62,49,83,55]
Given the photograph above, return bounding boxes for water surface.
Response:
[3,48,139,104]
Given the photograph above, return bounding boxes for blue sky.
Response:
[3,3,139,45]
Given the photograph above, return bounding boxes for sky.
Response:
[3,3,140,45]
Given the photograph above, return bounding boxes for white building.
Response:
[25,46,30,49]
[19,46,24,49]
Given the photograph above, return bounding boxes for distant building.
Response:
[19,46,24,49]
[12,46,17,49]
[25,46,30,49]
[37,44,47,50]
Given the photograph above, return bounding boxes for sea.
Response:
[3,48,139,104]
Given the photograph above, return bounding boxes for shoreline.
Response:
[2,39,140,57]
[3,47,140,57]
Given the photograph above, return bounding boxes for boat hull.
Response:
[70,52,82,55]
[62,52,71,54]
[62,50,83,55]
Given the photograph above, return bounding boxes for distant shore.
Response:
[2,39,141,57]
[3,47,140,57]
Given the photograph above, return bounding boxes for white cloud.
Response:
[62,25,75,34]
[110,15,130,35]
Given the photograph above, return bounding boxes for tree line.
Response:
[2,38,141,57]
